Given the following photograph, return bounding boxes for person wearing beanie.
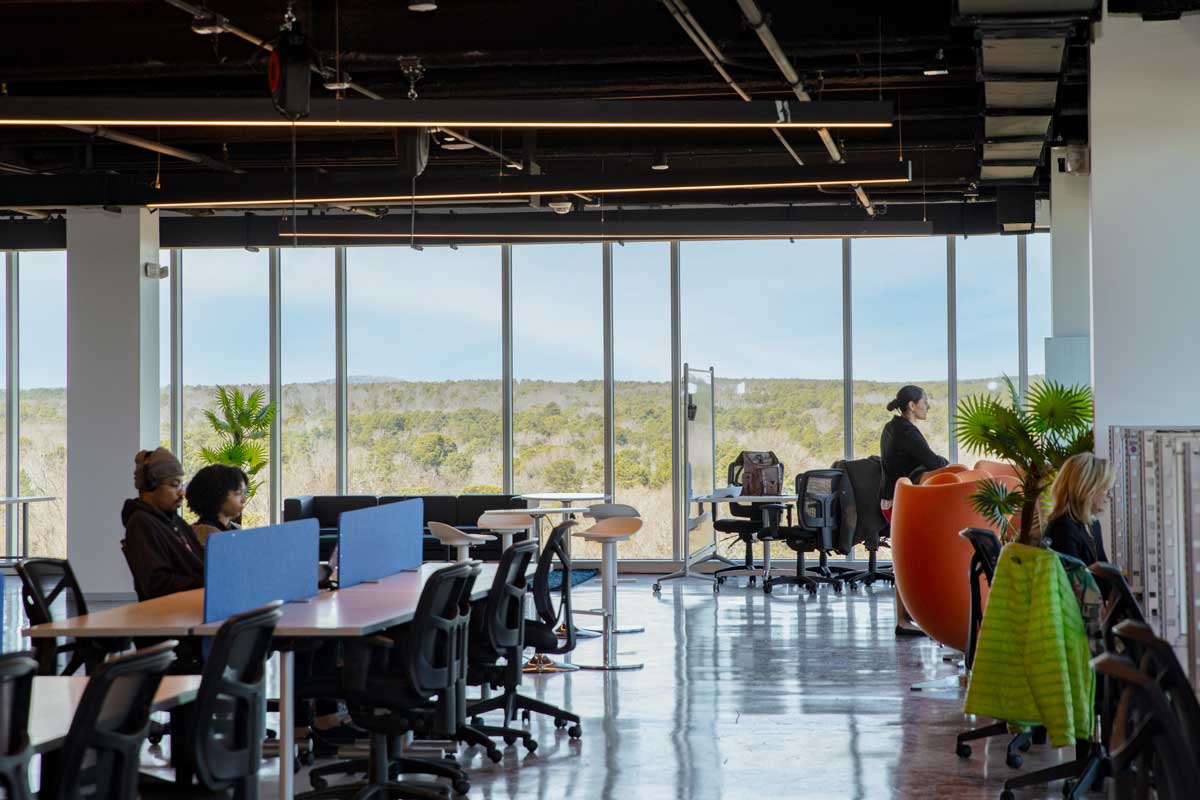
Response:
[121,447,205,599]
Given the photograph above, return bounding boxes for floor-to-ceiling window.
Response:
[683,239,844,558]
[613,243,673,558]
[851,237,950,460]
[181,249,271,525]
[347,245,502,494]
[1026,233,1052,385]
[281,248,337,497]
[19,251,68,558]
[956,235,1019,465]
[512,244,603,554]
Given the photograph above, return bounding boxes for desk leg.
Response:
[278,650,294,800]
[578,541,642,671]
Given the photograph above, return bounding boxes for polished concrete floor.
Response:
[4,574,1100,799]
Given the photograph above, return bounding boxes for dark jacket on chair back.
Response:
[879,416,949,502]
[1043,515,1108,566]
[121,498,205,600]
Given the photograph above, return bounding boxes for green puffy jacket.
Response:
[963,542,1095,746]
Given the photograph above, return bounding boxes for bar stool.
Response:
[475,512,536,551]
[573,516,644,671]
[583,503,644,633]
[427,521,495,563]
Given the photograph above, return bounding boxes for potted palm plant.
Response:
[954,377,1094,545]
[198,386,278,502]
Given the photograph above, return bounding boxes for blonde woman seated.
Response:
[1044,452,1113,567]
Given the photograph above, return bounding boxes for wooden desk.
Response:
[24,589,204,639]
[26,562,510,800]
[29,675,202,753]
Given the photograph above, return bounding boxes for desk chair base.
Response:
[576,660,644,671]
[298,732,451,800]
[999,740,1105,800]
[555,623,601,640]
[764,549,841,595]
[523,653,579,674]
[653,550,738,593]
[955,722,1043,768]
[837,550,895,588]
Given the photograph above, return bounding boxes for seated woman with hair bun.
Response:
[879,384,949,637]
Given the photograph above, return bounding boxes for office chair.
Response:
[954,528,1045,768]
[0,651,37,800]
[306,562,478,800]
[15,558,114,676]
[832,456,895,587]
[464,539,547,750]
[713,458,787,586]
[40,641,178,800]
[764,470,845,595]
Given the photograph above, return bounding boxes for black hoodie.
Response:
[120,498,205,600]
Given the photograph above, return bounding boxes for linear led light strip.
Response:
[276,232,925,241]
[149,175,910,209]
[0,119,889,130]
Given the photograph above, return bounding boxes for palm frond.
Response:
[969,479,1024,542]
[203,410,233,435]
[245,388,266,416]
[1025,380,1093,436]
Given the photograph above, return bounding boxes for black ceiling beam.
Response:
[0,164,913,209]
[0,97,894,130]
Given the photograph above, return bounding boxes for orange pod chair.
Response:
[920,464,969,483]
[974,459,1021,481]
[890,471,1017,652]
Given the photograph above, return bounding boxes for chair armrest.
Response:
[283,495,315,521]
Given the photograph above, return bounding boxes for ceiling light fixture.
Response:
[923,49,949,77]
[147,164,911,209]
[439,132,474,151]
[0,98,894,130]
[275,231,926,242]
[408,0,438,10]
[651,148,670,171]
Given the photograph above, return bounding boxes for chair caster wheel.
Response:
[833,582,843,593]
[713,583,720,594]
[487,748,503,763]
[1000,790,1015,800]
[524,738,537,752]
[762,584,772,594]
[748,576,757,586]
[955,743,971,759]
[652,584,661,593]
[454,780,471,796]
[1061,780,1075,798]
[1018,738,1031,752]
[521,710,531,723]
[554,718,567,729]
[149,733,164,745]
[311,775,328,790]
[503,734,517,746]
[1006,753,1023,769]
[717,576,726,585]
[807,587,817,596]
[300,749,315,766]
[471,716,483,726]
[567,725,582,739]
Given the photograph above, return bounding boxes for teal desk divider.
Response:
[203,519,319,624]
[338,498,423,589]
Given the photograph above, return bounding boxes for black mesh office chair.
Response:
[713,458,787,586]
[832,457,895,587]
[464,539,541,751]
[764,470,844,595]
[15,558,113,676]
[305,562,478,800]
[40,641,178,800]
[141,602,282,799]
[0,652,37,800]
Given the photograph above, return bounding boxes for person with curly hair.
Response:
[185,463,249,546]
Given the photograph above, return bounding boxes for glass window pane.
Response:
[181,249,270,526]
[159,249,171,449]
[683,240,844,559]
[347,246,502,495]
[852,237,950,461]
[1027,233,1052,383]
[613,243,672,559]
[513,244,603,556]
[282,248,336,496]
[956,235,1019,465]
[19,251,68,558]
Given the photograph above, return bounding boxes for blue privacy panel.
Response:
[338,498,423,588]
[203,519,319,624]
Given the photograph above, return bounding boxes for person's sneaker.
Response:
[309,722,367,756]
[894,623,926,638]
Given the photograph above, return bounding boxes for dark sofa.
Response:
[282,493,531,561]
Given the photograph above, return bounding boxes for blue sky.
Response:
[16,234,1049,388]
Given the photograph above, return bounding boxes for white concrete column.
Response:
[1046,146,1091,387]
[1090,12,1200,454]
[66,208,160,597]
